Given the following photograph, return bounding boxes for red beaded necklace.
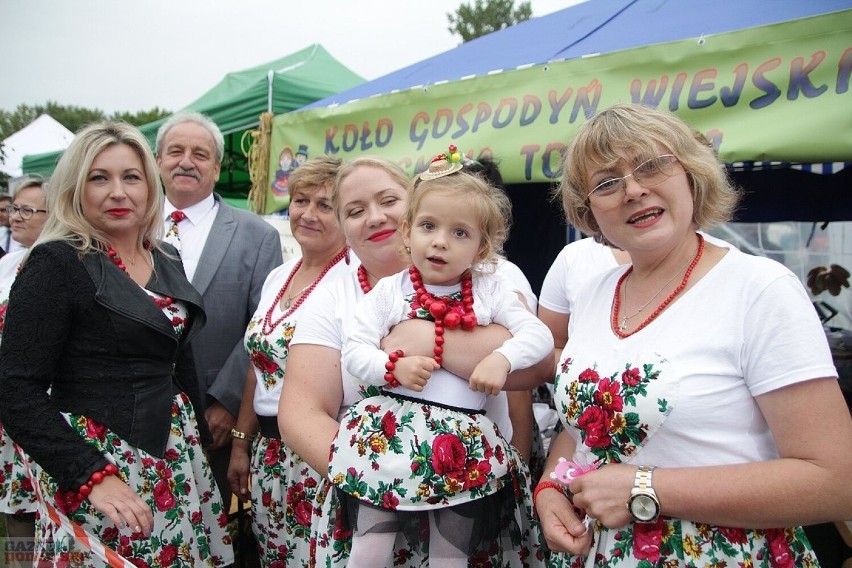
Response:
[408,264,477,367]
[262,246,349,335]
[106,243,174,310]
[611,233,705,338]
[357,264,373,294]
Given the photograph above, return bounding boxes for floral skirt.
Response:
[321,393,547,566]
[315,452,546,566]
[0,423,37,515]
[546,518,819,568]
[330,392,513,510]
[250,433,323,568]
[29,392,234,567]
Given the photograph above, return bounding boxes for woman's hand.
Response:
[88,475,154,535]
[536,485,594,555]
[568,463,636,528]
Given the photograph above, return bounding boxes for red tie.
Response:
[166,210,186,253]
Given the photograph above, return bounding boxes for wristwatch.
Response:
[627,465,660,522]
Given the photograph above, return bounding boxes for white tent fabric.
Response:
[0,114,73,178]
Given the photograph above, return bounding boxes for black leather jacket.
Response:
[0,240,206,491]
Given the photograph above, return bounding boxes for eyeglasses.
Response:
[4,205,48,220]
[586,154,680,204]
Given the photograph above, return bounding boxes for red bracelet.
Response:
[384,349,404,388]
[533,480,565,514]
[77,463,119,499]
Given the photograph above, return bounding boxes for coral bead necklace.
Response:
[262,246,348,335]
[106,243,174,310]
[408,265,477,366]
[357,265,373,294]
[611,233,704,338]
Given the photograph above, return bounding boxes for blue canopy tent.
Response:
[277,0,851,291]
[305,0,852,114]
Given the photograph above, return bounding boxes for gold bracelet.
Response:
[230,428,253,441]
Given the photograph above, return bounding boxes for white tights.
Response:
[346,507,467,568]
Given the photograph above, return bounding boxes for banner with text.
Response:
[265,12,851,213]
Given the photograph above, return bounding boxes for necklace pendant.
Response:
[619,317,628,331]
[284,298,291,310]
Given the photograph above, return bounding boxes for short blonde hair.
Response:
[331,156,409,219]
[404,171,511,268]
[15,176,46,194]
[288,156,342,196]
[556,103,739,236]
[35,121,165,254]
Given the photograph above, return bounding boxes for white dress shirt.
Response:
[163,194,218,282]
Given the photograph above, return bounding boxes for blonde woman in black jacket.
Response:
[0,122,233,567]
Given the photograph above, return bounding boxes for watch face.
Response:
[629,494,659,522]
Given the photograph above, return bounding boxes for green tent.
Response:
[22,43,364,208]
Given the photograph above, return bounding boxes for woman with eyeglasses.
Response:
[0,122,232,566]
[536,103,852,566]
[0,178,48,553]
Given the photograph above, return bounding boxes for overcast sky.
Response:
[1,0,581,114]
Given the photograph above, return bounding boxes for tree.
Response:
[447,0,532,43]
[111,107,172,127]
[0,102,170,142]
[0,102,170,191]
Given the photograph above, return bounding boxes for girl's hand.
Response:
[394,356,439,391]
[469,352,510,395]
[88,475,154,535]
[536,485,594,555]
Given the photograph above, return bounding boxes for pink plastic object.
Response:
[549,457,595,486]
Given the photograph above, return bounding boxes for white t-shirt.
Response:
[540,232,731,317]
[0,249,27,341]
[289,272,373,421]
[539,238,619,316]
[556,245,837,469]
[0,249,26,302]
[245,256,355,416]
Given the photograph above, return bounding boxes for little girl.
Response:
[331,147,553,567]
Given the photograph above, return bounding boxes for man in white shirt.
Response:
[156,111,282,509]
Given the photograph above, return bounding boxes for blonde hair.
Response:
[555,103,739,236]
[331,156,409,219]
[404,171,511,268]
[34,121,165,254]
[15,176,46,194]
[12,178,47,210]
[288,155,342,196]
